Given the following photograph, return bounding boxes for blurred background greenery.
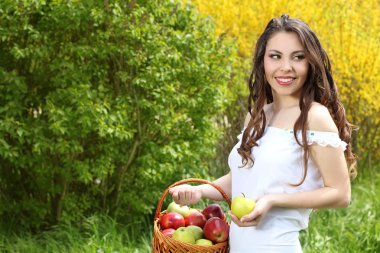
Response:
[0,0,378,252]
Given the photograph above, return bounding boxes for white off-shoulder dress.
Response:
[228,126,347,253]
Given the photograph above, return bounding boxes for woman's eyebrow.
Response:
[267,49,282,54]
[267,49,305,54]
[292,50,306,54]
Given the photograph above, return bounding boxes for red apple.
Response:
[203,217,229,243]
[160,212,185,229]
[202,204,225,220]
[184,211,207,228]
[161,228,176,237]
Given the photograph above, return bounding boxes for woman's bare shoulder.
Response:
[308,102,338,133]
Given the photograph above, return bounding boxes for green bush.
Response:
[0,0,236,230]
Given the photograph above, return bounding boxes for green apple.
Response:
[195,238,213,246]
[167,201,192,217]
[172,227,196,244]
[231,193,256,219]
[186,225,203,240]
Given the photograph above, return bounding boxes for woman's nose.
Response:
[280,59,292,72]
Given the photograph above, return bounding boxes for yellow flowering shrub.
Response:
[191,0,380,169]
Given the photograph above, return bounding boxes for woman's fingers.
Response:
[230,195,272,227]
[183,189,192,201]
[169,185,200,205]
[229,211,261,227]
[240,209,260,223]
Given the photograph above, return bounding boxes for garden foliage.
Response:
[0,0,236,230]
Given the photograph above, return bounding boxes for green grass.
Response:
[0,174,379,253]
[301,174,380,253]
[0,215,153,253]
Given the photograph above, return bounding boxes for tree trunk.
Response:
[50,174,67,225]
[107,138,139,216]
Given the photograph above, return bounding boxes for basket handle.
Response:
[154,178,231,220]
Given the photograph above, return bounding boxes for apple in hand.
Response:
[185,211,207,228]
[186,225,204,240]
[172,227,196,244]
[167,201,192,217]
[203,217,229,243]
[161,228,175,237]
[195,238,214,246]
[202,204,225,220]
[231,193,256,219]
[160,212,185,229]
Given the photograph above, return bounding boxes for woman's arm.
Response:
[233,103,351,226]
[269,144,350,208]
[169,172,232,205]
[169,112,251,206]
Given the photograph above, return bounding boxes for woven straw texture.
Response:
[152,178,231,253]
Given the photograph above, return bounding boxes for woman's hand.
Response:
[169,184,203,206]
[229,195,273,227]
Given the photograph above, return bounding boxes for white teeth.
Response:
[276,78,293,82]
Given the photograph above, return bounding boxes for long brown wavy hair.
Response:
[237,14,357,185]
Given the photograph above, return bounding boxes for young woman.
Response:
[169,14,357,252]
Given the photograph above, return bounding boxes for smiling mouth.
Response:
[275,77,296,86]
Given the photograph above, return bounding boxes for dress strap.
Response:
[305,131,347,151]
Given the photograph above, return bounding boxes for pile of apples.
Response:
[159,202,229,246]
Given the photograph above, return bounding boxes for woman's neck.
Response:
[271,96,300,112]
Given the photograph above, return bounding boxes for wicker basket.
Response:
[152,178,231,253]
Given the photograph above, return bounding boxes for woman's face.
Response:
[264,31,309,99]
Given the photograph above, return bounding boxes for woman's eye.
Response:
[294,55,305,60]
[269,54,280,60]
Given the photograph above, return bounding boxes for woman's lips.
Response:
[275,77,295,86]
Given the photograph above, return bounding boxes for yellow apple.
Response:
[167,201,192,217]
[189,208,199,214]
[195,238,213,246]
[231,193,256,219]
